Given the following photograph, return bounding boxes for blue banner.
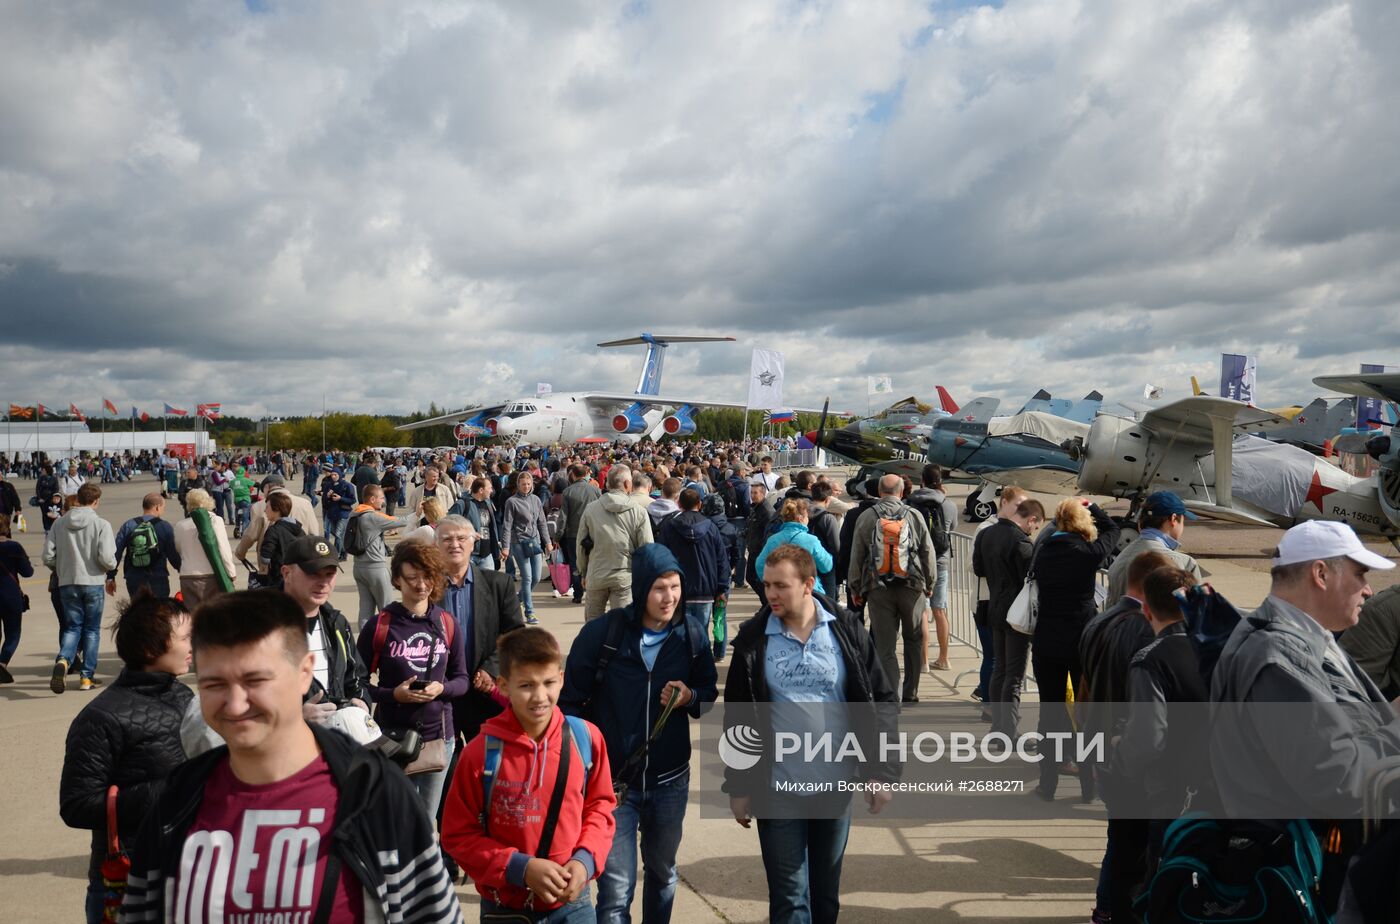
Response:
[1358,363,1386,428]
[1219,353,1257,403]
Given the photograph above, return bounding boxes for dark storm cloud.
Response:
[1,0,1397,416]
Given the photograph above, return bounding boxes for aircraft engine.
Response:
[484,417,501,436]
[612,406,649,434]
[1368,431,1400,528]
[661,412,696,436]
[1076,415,1156,497]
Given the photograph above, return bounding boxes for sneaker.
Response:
[1091,907,1112,924]
[930,659,951,671]
[51,660,68,694]
[0,664,12,684]
[80,677,103,692]
[551,589,563,599]
[525,614,540,626]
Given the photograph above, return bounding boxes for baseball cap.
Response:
[1272,520,1395,570]
[283,535,340,572]
[260,473,285,489]
[1143,491,1198,520]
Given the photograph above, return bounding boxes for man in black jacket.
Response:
[836,476,879,621]
[121,590,463,924]
[281,535,370,713]
[1078,549,1170,924]
[972,497,1044,739]
[806,481,842,599]
[744,479,777,605]
[724,544,897,924]
[433,515,523,744]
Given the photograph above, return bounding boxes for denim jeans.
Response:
[512,541,544,616]
[235,500,251,533]
[684,600,720,658]
[472,553,496,572]
[85,870,104,924]
[974,619,995,701]
[597,771,689,924]
[1,607,21,664]
[325,516,348,558]
[756,809,852,924]
[481,889,594,923]
[409,735,457,820]
[58,585,105,679]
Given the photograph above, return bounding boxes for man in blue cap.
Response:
[1104,491,1204,606]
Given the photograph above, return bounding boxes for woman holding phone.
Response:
[356,540,470,815]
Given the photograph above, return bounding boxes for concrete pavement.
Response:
[3,472,1393,922]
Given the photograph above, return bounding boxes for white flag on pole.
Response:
[747,349,785,411]
[536,383,552,396]
[868,375,893,396]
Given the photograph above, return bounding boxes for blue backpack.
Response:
[1135,814,1328,923]
[480,715,594,835]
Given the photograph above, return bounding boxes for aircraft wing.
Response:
[1180,501,1278,528]
[978,467,1084,495]
[581,393,828,413]
[1140,397,1287,508]
[395,404,495,431]
[1314,373,1400,405]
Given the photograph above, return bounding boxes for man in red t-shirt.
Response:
[121,589,464,924]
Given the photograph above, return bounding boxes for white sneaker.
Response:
[552,589,563,599]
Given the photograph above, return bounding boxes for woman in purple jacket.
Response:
[357,539,470,815]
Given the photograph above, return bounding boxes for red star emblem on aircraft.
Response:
[1305,471,1338,512]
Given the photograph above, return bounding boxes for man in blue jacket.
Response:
[656,488,731,641]
[320,468,357,561]
[106,492,181,599]
[560,543,719,924]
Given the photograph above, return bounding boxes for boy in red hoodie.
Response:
[443,626,616,921]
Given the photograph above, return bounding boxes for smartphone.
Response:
[409,679,429,691]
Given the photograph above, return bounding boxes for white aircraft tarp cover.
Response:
[986,411,1090,444]
[1228,435,1314,517]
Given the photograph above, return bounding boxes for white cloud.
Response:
[1,0,1396,419]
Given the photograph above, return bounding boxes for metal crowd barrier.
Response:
[945,529,1108,693]
[769,448,818,469]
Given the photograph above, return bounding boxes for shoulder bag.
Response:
[1006,541,1042,636]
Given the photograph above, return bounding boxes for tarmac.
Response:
[2,472,1396,922]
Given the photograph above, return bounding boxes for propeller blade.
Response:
[816,398,830,454]
[1332,433,1372,455]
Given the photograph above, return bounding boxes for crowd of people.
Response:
[6,437,1400,923]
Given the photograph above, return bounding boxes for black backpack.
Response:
[908,493,952,558]
[718,479,742,519]
[343,513,371,557]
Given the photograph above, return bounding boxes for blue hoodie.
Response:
[559,544,719,791]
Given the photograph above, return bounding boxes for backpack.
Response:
[718,479,741,519]
[127,519,160,569]
[1175,584,1243,686]
[1134,815,1328,923]
[481,715,594,835]
[546,505,567,542]
[867,507,914,586]
[368,607,455,675]
[343,513,371,557]
[908,493,952,558]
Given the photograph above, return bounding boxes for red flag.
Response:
[37,404,51,418]
[197,403,222,420]
[103,398,118,417]
[141,411,150,423]
[69,403,86,422]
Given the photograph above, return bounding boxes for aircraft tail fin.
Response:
[1063,391,1104,424]
[935,386,959,414]
[957,397,1000,423]
[596,333,737,396]
[1020,390,1053,414]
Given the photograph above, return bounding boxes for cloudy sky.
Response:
[3,0,1398,420]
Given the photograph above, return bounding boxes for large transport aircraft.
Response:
[397,334,819,446]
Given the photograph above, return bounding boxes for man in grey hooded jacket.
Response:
[1212,521,1398,822]
[43,482,116,692]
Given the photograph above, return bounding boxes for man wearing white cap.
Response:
[1211,520,1397,825]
